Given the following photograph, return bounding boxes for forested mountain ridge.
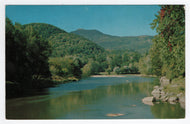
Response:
[71,29,154,53]
[23,23,66,39]
[23,23,105,58]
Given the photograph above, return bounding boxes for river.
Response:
[6,75,185,119]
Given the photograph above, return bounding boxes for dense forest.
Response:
[6,5,185,98]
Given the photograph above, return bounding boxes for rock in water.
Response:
[142,97,155,106]
[168,96,178,103]
[106,113,124,117]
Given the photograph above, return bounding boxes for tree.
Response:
[6,18,52,88]
[150,5,185,79]
[149,36,163,76]
[138,55,152,75]
[24,25,52,79]
[6,18,30,83]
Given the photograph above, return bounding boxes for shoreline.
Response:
[142,76,185,109]
[91,74,157,78]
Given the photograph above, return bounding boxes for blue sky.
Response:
[6,5,161,36]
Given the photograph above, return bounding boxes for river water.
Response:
[6,75,185,119]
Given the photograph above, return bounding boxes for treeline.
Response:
[48,50,141,80]
[138,5,185,80]
[105,50,140,74]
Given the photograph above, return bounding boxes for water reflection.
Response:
[151,103,185,119]
[6,76,184,119]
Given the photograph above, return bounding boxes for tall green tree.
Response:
[23,25,52,79]
[150,5,185,79]
[6,18,30,83]
[6,18,52,87]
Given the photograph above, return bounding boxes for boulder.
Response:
[168,96,178,103]
[154,85,159,89]
[151,88,160,100]
[158,87,164,91]
[162,96,168,102]
[177,93,183,98]
[142,97,155,106]
[160,90,165,95]
[160,95,168,102]
[160,76,170,86]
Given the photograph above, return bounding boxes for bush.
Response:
[113,67,120,74]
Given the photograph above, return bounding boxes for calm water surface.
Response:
[6,75,185,119]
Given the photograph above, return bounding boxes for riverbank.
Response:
[6,79,54,99]
[6,73,155,99]
[91,75,127,77]
[142,76,185,109]
[91,72,157,78]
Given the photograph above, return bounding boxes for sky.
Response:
[6,5,161,36]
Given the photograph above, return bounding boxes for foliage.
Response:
[150,5,185,79]
[48,32,105,58]
[49,56,82,79]
[105,67,112,75]
[24,23,105,59]
[6,18,52,88]
[23,25,52,79]
[23,23,65,39]
[113,67,120,74]
[82,60,101,77]
[6,18,29,83]
[105,50,141,74]
[138,55,152,75]
[24,23,109,79]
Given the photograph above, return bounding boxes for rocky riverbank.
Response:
[142,76,185,109]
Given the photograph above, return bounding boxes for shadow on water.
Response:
[151,103,185,119]
[6,76,184,119]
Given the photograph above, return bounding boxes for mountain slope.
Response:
[71,29,153,53]
[24,23,66,39]
[24,23,105,58]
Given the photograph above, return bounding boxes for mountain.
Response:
[24,23,105,58]
[24,23,66,39]
[71,29,154,53]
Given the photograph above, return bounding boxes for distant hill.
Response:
[71,29,154,53]
[24,23,105,58]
